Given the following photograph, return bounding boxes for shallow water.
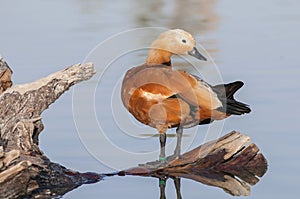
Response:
[1,0,299,198]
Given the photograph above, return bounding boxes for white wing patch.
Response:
[141,89,169,101]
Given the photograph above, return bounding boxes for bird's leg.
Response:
[159,176,167,199]
[173,127,183,158]
[159,133,167,163]
[173,177,182,199]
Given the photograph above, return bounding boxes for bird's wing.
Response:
[165,70,223,110]
[127,66,222,110]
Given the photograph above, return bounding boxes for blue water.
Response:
[0,0,299,198]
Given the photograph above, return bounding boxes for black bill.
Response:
[188,47,207,61]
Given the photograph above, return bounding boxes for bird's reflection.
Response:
[158,176,182,199]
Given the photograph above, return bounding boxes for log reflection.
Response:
[155,170,254,197]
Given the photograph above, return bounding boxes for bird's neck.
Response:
[146,49,172,66]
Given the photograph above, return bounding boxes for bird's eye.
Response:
[182,39,187,43]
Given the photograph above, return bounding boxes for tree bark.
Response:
[0,57,13,95]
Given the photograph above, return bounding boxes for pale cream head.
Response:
[151,29,196,55]
[146,29,207,64]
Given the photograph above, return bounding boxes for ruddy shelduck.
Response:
[121,29,251,163]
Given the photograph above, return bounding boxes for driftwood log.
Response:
[0,58,268,198]
[120,131,268,196]
[0,59,102,198]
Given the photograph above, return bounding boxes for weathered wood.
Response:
[120,131,268,196]
[0,59,101,198]
[0,61,95,152]
[0,57,13,95]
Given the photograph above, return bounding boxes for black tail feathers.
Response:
[213,81,251,115]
